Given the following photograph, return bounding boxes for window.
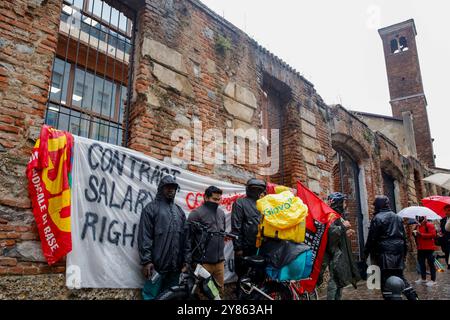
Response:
[391,36,409,54]
[49,59,71,105]
[390,39,398,54]
[46,58,126,144]
[399,36,409,51]
[382,172,397,212]
[46,0,135,146]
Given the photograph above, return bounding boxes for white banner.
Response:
[66,136,245,288]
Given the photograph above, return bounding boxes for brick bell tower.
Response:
[379,19,435,167]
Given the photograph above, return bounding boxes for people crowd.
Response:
[137,176,449,300]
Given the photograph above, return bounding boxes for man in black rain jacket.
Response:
[138,175,189,300]
[231,178,267,257]
[231,178,266,298]
[187,186,226,295]
[364,195,419,300]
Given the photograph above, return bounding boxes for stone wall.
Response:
[355,113,415,158]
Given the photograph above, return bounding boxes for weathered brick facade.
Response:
[0,0,447,299]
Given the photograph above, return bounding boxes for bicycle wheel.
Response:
[289,281,317,300]
[156,287,189,300]
[307,288,320,300]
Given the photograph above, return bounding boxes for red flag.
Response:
[26,125,73,265]
[296,181,340,292]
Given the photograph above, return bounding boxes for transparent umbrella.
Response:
[397,206,442,220]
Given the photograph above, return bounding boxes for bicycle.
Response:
[156,221,238,300]
[238,255,319,300]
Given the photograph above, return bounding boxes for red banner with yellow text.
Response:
[26,125,73,265]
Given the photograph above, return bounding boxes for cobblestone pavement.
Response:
[341,270,450,300]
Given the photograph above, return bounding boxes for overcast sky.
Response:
[200,0,450,169]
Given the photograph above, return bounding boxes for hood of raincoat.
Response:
[155,175,180,201]
[373,195,391,214]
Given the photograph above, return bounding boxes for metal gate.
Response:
[45,0,136,146]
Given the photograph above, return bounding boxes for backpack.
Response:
[255,190,308,246]
[265,249,313,281]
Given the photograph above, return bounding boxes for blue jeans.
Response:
[142,271,180,300]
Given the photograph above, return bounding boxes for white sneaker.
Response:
[426,281,436,287]
[415,279,426,284]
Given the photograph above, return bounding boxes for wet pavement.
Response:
[341,270,450,300]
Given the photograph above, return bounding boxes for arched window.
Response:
[399,36,409,51]
[382,172,397,212]
[390,39,399,54]
[391,36,409,54]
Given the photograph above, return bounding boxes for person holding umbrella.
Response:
[421,196,450,270]
[413,216,437,286]
[397,205,443,282]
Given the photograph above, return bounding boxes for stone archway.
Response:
[331,134,370,260]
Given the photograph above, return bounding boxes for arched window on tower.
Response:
[399,36,409,51]
[390,39,399,54]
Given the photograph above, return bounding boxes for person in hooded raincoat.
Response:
[137,175,190,300]
[318,192,360,300]
[364,195,419,300]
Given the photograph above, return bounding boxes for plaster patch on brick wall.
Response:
[142,38,188,75]
[301,119,317,138]
[223,96,254,123]
[152,63,194,98]
[302,148,317,165]
[223,82,257,109]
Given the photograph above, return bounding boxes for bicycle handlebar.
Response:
[188,221,239,240]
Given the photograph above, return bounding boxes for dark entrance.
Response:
[333,150,365,260]
[261,74,292,186]
[382,172,397,212]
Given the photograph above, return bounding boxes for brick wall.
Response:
[0,0,65,277]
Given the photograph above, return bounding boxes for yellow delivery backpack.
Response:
[256,190,308,247]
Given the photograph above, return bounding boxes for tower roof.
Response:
[378,19,417,37]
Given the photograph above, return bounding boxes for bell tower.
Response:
[378,19,435,167]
